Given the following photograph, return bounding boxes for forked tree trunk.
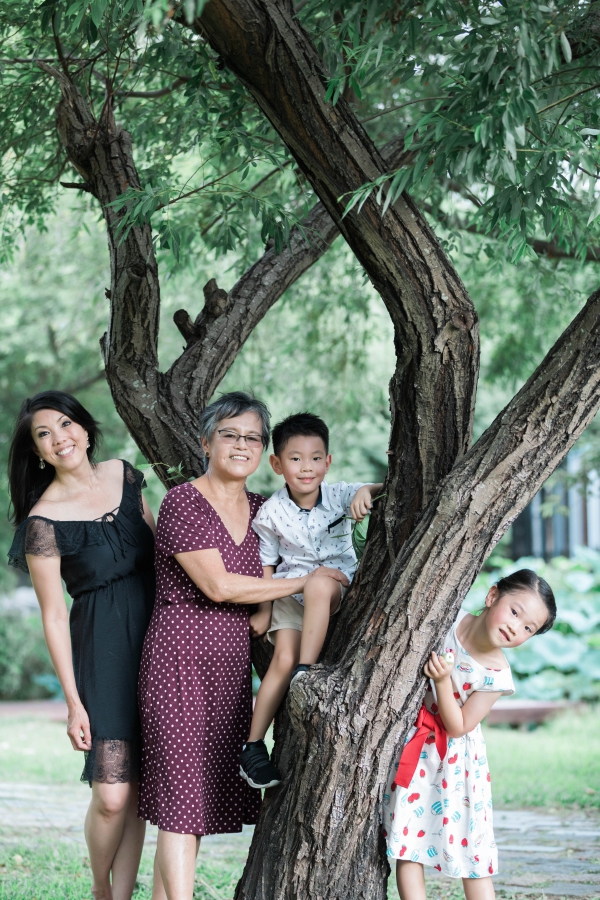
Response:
[188,3,600,898]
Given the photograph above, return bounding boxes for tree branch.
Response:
[195,0,480,566]
[425,200,600,263]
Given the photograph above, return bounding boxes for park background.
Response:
[0,191,599,897]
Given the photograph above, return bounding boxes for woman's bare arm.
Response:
[174,549,348,605]
[26,554,91,751]
[142,494,156,534]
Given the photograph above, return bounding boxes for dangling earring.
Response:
[39,459,46,470]
[86,439,90,448]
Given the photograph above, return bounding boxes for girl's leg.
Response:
[462,876,495,900]
[248,628,301,741]
[152,830,200,900]
[396,860,426,900]
[299,575,341,665]
[110,783,146,900]
[84,781,136,900]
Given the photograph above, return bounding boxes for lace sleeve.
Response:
[8,518,59,572]
[124,460,147,516]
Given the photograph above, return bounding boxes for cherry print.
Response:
[448,754,458,764]
[449,834,454,844]
[461,838,468,847]
[417,829,425,838]
[407,793,420,803]
[419,768,425,777]
[442,778,447,789]
[442,817,448,826]
[403,826,408,836]
[463,682,472,690]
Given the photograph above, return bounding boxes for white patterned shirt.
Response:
[252,480,366,604]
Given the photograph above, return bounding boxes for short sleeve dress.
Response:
[137,482,265,835]
[8,461,155,785]
[383,610,515,879]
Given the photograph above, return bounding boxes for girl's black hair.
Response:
[495,568,556,634]
[8,391,102,526]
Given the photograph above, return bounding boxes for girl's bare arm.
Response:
[26,554,91,751]
[426,652,502,738]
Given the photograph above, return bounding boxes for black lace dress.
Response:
[8,460,155,786]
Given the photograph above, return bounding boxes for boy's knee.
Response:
[272,644,298,673]
[304,574,340,603]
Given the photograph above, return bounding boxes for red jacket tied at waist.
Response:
[393,704,448,789]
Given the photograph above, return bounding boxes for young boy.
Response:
[239,412,383,789]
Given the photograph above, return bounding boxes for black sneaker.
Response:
[290,664,311,687]
[240,740,281,789]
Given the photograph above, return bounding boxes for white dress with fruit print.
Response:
[382,610,515,879]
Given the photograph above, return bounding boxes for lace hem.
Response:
[81,737,140,787]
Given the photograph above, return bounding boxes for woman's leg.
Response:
[151,830,200,900]
[110,783,146,900]
[85,781,138,900]
[396,860,426,900]
[248,628,301,741]
[463,876,495,900]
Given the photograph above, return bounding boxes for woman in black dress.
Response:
[7,391,155,900]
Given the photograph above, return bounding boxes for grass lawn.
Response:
[483,706,600,808]
[0,838,249,900]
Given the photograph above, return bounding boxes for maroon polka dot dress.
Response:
[137,482,264,835]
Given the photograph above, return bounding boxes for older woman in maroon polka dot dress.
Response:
[138,392,315,900]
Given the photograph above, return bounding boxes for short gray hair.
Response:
[199,391,270,460]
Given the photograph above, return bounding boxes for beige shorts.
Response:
[266,585,347,646]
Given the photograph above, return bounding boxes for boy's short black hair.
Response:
[272,412,329,457]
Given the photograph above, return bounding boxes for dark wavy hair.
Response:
[8,391,102,526]
[495,568,556,635]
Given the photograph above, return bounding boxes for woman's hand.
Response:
[424,651,453,684]
[67,703,92,752]
[250,602,272,639]
[308,566,350,586]
[350,486,373,522]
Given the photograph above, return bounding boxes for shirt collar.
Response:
[285,482,331,512]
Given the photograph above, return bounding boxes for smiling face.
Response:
[483,586,549,649]
[201,411,264,481]
[31,408,90,471]
[270,434,332,503]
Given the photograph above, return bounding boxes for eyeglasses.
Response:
[216,429,263,446]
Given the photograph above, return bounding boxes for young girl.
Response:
[383,569,556,899]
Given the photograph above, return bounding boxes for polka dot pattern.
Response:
[138,483,265,835]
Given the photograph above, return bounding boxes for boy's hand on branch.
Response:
[424,651,453,684]
[350,485,373,521]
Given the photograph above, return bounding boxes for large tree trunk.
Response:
[185,3,600,898]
